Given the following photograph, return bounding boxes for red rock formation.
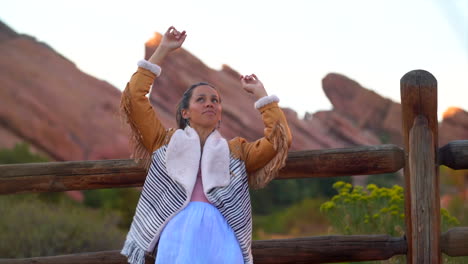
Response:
[1,20,466,165]
[321,73,468,147]
[311,111,381,147]
[322,73,403,145]
[0,20,130,161]
[440,107,468,146]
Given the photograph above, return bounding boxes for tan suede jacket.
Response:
[121,67,292,188]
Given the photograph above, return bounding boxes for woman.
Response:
[120,26,292,264]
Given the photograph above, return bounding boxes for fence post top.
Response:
[400,70,437,87]
[400,69,438,123]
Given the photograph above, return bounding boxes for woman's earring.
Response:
[217,120,221,129]
[185,118,190,127]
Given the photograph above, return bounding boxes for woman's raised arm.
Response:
[120,26,187,165]
[233,74,292,189]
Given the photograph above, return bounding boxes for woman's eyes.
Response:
[196,97,219,103]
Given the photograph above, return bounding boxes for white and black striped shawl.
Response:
[121,127,254,264]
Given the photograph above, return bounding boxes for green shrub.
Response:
[0,142,48,164]
[253,198,328,239]
[320,181,459,236]
[0,194,126,258]
[0,142,129,258]
[320,181,465,264]
[83,188,140,230]
[250,177,351,215]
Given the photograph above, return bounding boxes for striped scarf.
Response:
[121,127,253,264]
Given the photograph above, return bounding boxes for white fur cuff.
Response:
[254,95,280,109]
[137,60,162,77]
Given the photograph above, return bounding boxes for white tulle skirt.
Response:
[155,201,244,264]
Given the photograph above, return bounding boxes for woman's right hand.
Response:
[160,26,187,52]
[149,26,186,65]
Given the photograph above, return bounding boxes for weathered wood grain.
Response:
[0,251,130,264]
[0,145,405,195]
[0,235,407,264]
[439,140,468,170]
[251,235,406,263]
[400,69,440,263]
[279,144,405,179]
[9,229,465,263]
[408,116,440,262]
[0,159,146,195]
[441,227,468,256]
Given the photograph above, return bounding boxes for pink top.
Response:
[190,167,210,203]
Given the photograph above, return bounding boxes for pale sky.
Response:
[1,0,467,119]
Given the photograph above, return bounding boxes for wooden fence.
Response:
[1,70,467,263]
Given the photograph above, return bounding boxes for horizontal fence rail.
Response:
[439,140,468,170]
[0,234,407,264]
[0,144,405,195]
[1,228,466,264]
[279,144,404,179]
[0,159,146,195]
[1,141,467,195]
[441,227,468,257]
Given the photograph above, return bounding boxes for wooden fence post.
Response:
[401,70,440,263]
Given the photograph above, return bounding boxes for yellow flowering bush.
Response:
[320,181,459,236]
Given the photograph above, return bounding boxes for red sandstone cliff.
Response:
[321,73,468,147]
[1,21,467,163]
[440,107,468,146]
[0,21,130,161]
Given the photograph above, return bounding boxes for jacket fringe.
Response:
[120,84,152,171]
[249,122,289,189]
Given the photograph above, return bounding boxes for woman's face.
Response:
[182,85,222,130]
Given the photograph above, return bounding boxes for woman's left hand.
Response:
[240,74,268,100]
